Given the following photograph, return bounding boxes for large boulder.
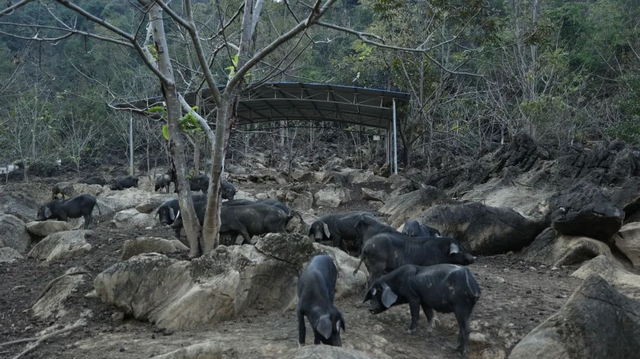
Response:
[572,255,640,293]
[522,228,613,267]
[113,209,157,229]
[508,274,640,359]
[386,174,415,197]
[121,237,188,260]
[287,346,380,359]
[71,183,106,197]
[314,185,351,208]
[28,230,93,263]
[135,195,177,214]
[226,164,247,175]
[351,171,386,185]
[614,222,640,269]
[361,188,388,203]
[415,202,548,254]
[379,187,453,228]
[0,214,30,253]
[0,192,39,222]
[32,267,89,320]
[94,234,315,330]
[52,182,75,198]
[311,243,368,299]
[26,220,72,237]
[287,191,313,211]
[608,179,640,224]
[548,182,624,240]
[97,188,160,216]
[0,247,24,263]
[151,341,222,359]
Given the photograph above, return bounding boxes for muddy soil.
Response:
[0,178,582,359]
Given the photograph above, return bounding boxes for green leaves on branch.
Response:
[147,44,159,62]
[146,105,202,140]
[226,53,252,83]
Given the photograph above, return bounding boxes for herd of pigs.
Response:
[34,172,483,357]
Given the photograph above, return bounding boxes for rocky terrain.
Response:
[1,135,640,359]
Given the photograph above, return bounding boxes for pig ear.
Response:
[381,284,398,309]
[339,311,346,332]
[449,242,460,255]
[169,208,175,221]
[44,207,52,218]
[316,314,332,340]
[322,222,331,238]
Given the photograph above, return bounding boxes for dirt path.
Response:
[0,224,581,359]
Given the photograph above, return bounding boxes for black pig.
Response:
[37,193,99,229]
[364,264,480,356]
[297,255,345,347]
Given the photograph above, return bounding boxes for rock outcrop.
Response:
[415,202,548,254]
[121,237,188,260]
[549,182,624,240]
[113,209,157,229]
[287,346,380,359]
[94,234,366,330]
[0,214,31,253]
[151,341,222,359]
[509,274,640,359]
[28,230,93,263]
[0,192,39,222]
[572,255,640,292]
[32,267,89,320]
[314,185,351,208]
[614,222,640,269]
[26,220,72,238]
[0,247,24,263]
[379,187,453,228]
[522,228,612,267]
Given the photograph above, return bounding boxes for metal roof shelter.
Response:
[112,82,410,173]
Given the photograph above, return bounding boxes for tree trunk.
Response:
[202,95,235,252]
[202,0,255,254]
[193,135,200,173]
[148,3,202,257]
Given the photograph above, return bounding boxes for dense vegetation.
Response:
[0,0,638,172]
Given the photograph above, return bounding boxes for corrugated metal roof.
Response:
[111,82,410,129]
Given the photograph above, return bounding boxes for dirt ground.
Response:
[0,178,583,359]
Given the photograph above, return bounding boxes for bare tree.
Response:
[57,115,103,173]
[1,0,463,256]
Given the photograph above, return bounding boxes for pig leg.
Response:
[367,263,386,288]
[83,214,92,229]
[239,228,251,244]
[407,300,421,334]
[57,211,68,222]
[332,235,342,250]
[421,304,437,332]
[297,309,306,345]
[454,306,472,355]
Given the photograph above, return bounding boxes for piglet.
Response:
[297,255,345,347]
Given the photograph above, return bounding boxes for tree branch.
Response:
[227,0,337,91]
[178,94,215,144]
[0,22,133,47]
[317,21,482,78]
[53,0,171,84]
[0,0,33,18]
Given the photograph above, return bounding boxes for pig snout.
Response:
[465,253,476,264]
